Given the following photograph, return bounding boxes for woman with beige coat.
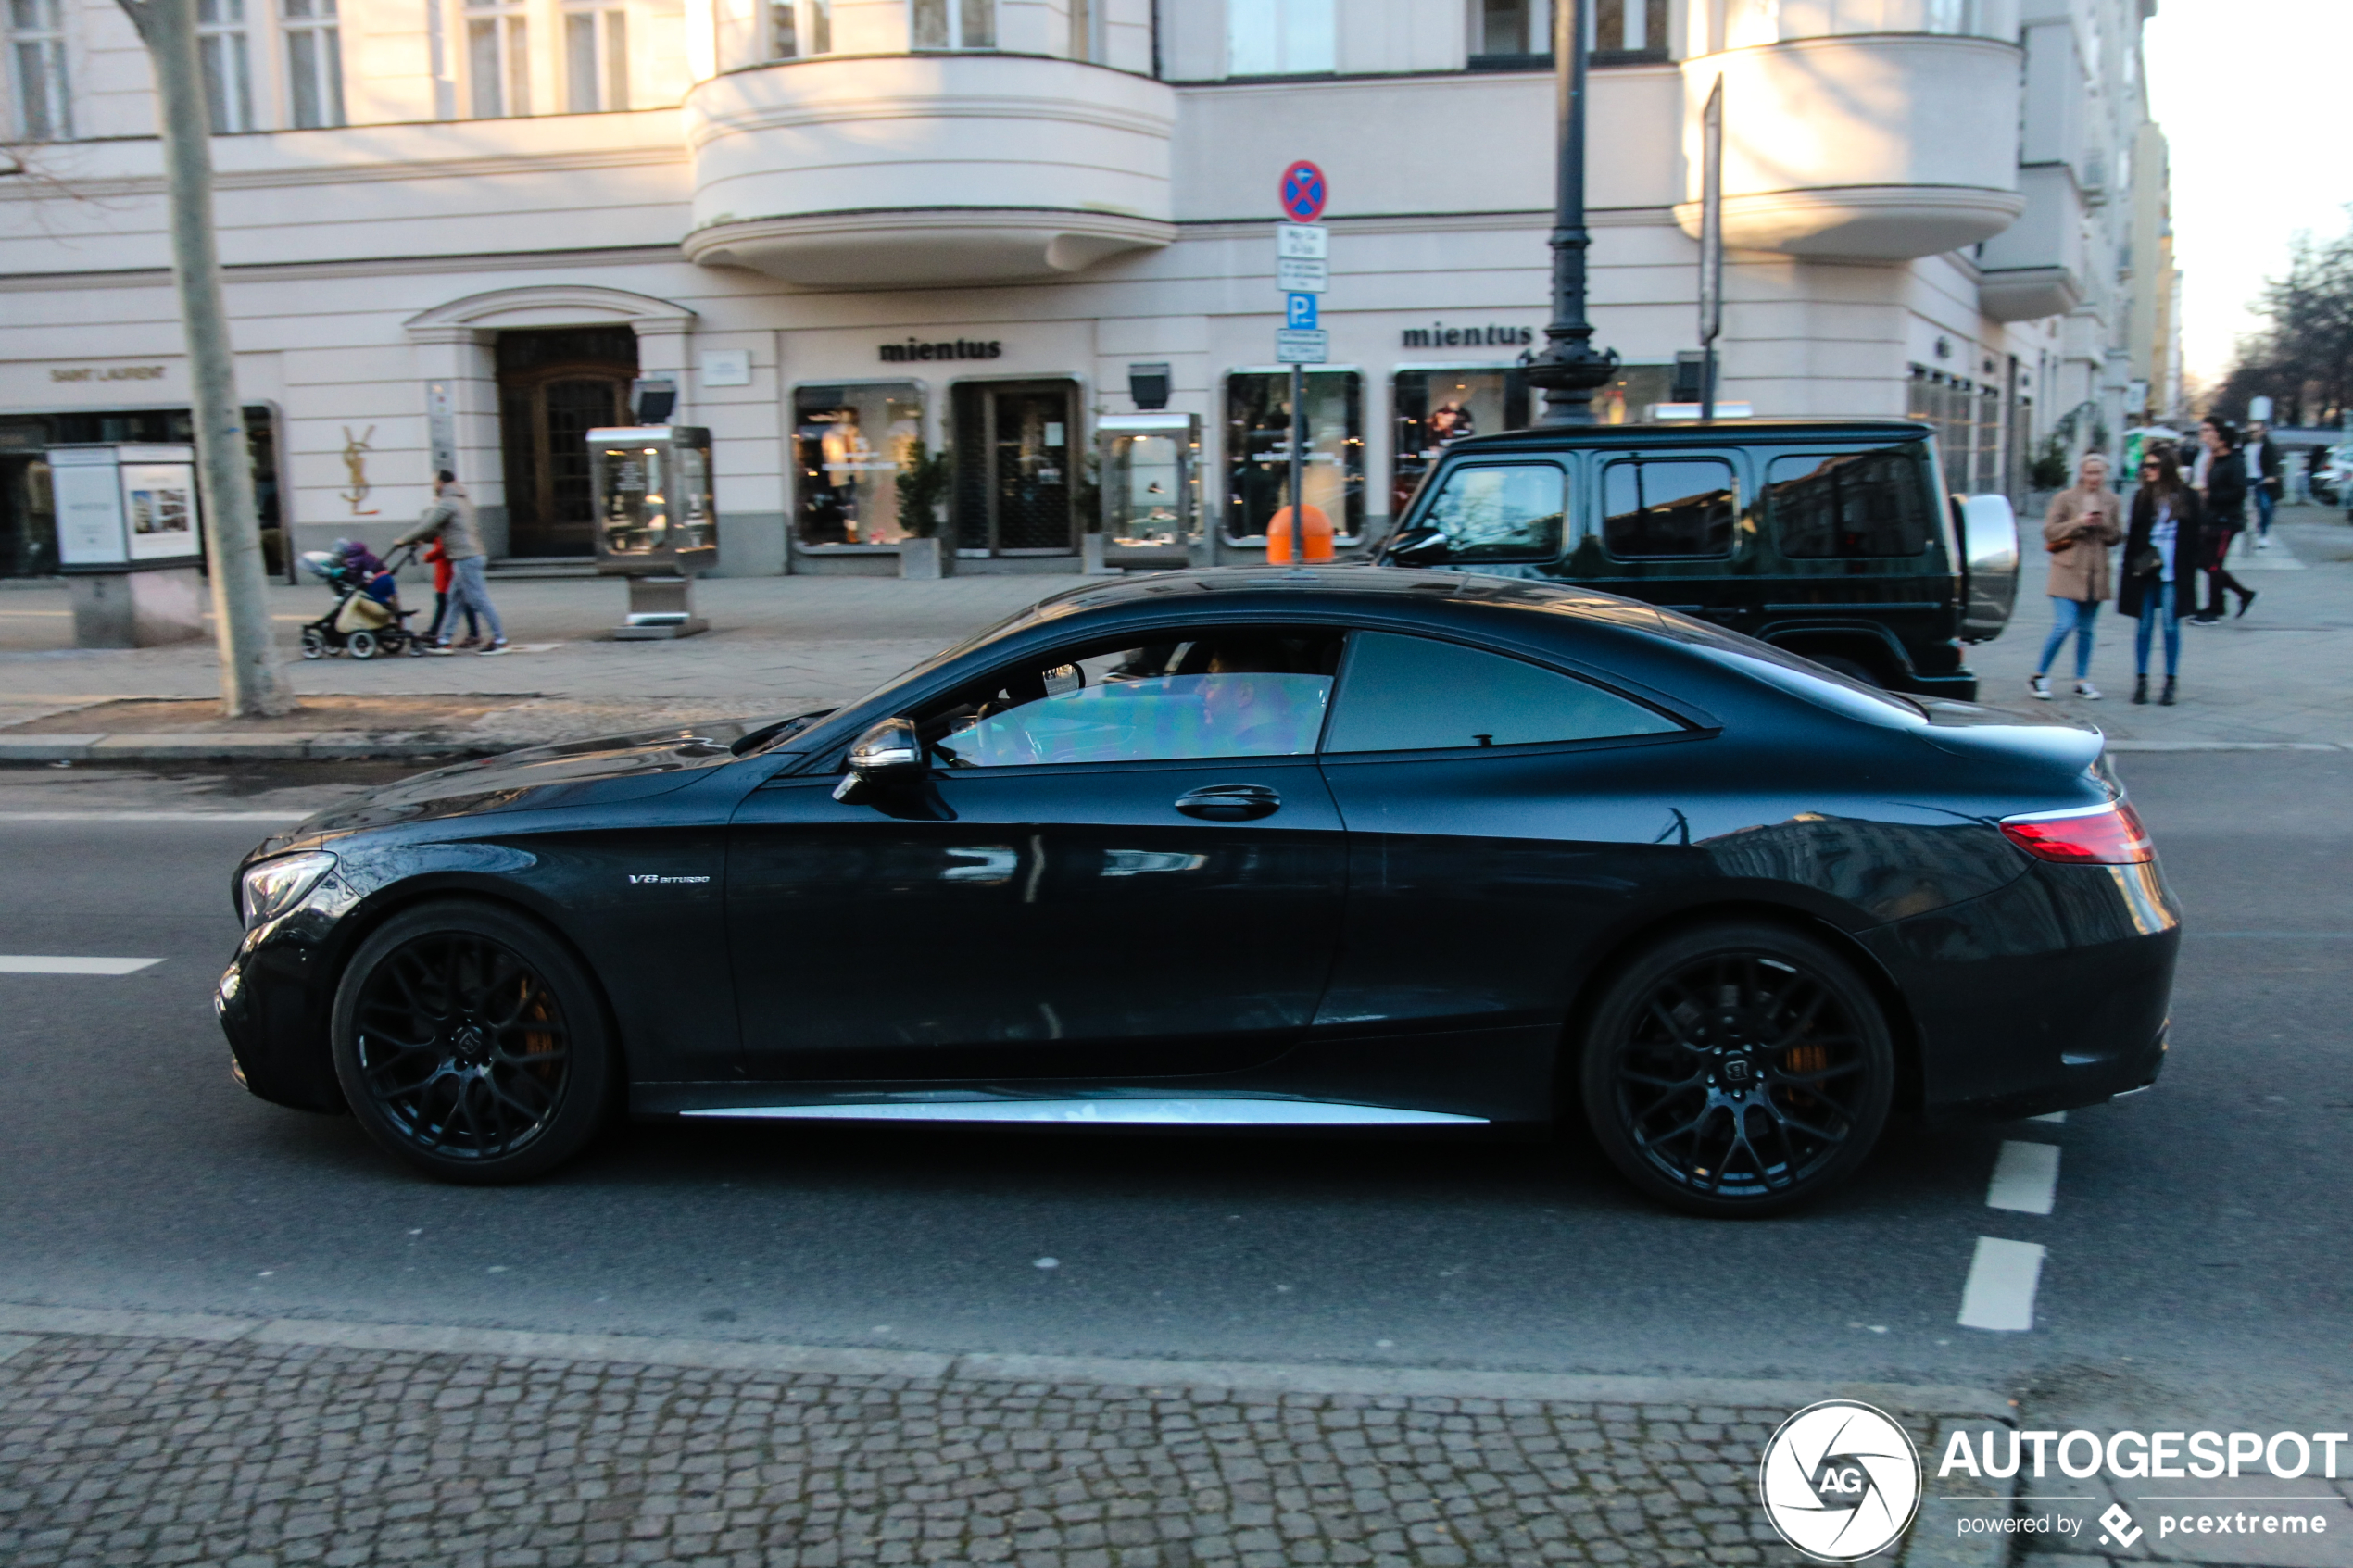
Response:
[2030,453,2124,699]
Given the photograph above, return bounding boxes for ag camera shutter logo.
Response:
[1758,1400,1924,1561]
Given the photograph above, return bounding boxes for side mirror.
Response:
[1385,524,1453,567]
[1954,493,2020,644]
[833,716,925,801]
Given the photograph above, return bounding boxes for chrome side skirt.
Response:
[678,1097,1488,1127]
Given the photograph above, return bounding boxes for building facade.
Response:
[0,0,2172,579]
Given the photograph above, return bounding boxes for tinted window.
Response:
[1768,446,1935,558]
[1602,458,1737,558]
[1418,461,1565,560]
[1323,633,1679,753]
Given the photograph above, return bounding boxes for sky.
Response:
[2142,0,2353,386]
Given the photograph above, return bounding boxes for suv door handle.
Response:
[1175,784,1280,821]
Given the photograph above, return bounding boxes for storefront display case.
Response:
[586,425,716,638]
[1095,412,1202,570]
[48,444,206,647]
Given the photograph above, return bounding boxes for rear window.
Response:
[1602,458,1737,558]
[1767,445,1936,558]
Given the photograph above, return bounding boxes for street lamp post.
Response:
[1525,0,1620,426]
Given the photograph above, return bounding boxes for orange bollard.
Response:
[1265,504,1335,563]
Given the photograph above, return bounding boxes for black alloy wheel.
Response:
[1579,922,1894,1217]
[330,901,613,1184]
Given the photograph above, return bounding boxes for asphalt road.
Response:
[0,753,2345,1431]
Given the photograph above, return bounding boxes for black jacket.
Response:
[2119,484,2206,619]
[2243,437,2284,496]
[2202,449,2248,526]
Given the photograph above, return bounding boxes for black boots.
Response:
[2133,674,2149,705]
[2160,676,2178,707]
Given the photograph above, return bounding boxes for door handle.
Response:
[1174,784,1280,821]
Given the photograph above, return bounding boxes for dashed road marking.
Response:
[1986,1139,2061,1215]
[1958,1236,2046,1332]
[0,955,163,975]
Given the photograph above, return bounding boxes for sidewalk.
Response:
[0,511,2345,761]
[0,1307,2017,1568]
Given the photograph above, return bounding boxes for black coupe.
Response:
[220,568,2178,1214]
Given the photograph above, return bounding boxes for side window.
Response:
[1417,461,1565,560]
[1602,456,1737,558]
[1768,446,1936,558]
[921,630,1342,768]
[1322,633,1679,753]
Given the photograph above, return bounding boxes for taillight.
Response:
[1999,801,2155,865]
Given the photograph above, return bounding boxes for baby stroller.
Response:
[298,540,427,659]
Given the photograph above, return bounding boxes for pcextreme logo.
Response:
[1758,1401,1924,1562]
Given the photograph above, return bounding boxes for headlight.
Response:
[240,851,337,929]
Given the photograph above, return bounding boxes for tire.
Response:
[299,627,326,659]
[1579,922,1894,1217]
[330,900,616,1185]
[346,629,379,660]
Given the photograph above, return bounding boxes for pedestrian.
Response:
[422,536,479,648]
[2192,419,2256,622]
[2120,445,2203,706]
[2030,452,2123,700]
[397,471,508,655]
[2242,419,2283,546]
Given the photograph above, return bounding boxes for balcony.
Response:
[682,53,1176,287]
[1675,33,2024,261]
[1976,163,2088,321]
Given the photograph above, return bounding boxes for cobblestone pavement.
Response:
[0,1330,2008,1568]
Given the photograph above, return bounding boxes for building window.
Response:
[912,0,992,50]
[1592,0,1666,56]
[7,0,72,142]
[1391,368,1529,518]
[1225,370,1364,543]
[795,383,925,547]
[1228,0,1333,76]
[282,0,344,127]
[564,4,627,109]
[195,0,255,132]
[765,0,828,57]
[1067,0,1095,61]
[466,0,530,118]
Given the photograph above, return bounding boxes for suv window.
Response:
[1602,457,1737,558]
[1418,461,1567,560]
[1767,446,1936,558]
[1323,633,1679,753]
[921,630,1341,768]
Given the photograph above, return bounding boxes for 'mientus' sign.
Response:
[1403,324,1536,348]
[880,337,1004,363]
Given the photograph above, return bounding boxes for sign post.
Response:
[1698,74,1725,423]
[1274,162,1329,558]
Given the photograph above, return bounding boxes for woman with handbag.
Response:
[2120,446,2204,706]
[2031,452,2123,699]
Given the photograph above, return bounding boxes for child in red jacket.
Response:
[424,539,480,649]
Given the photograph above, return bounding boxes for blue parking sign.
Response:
[1285,292,1319,330]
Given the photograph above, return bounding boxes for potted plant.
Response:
[896,441,953,579]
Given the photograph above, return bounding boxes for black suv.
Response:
[1379,419,2019,699]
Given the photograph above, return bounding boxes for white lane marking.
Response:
[2028,1110,2067,1124]
[0,956,163,975]
[1986,1139,2061,1215]
[1958,1237,2046,1332]
[0,812,305,822]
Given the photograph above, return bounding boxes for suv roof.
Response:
[1438,418,1934,456]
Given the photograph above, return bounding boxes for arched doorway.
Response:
[496,326,638,557]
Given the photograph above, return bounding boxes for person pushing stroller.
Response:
[397,471,508,655]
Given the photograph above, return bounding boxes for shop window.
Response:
[1391,367,1529,517]
[1228,0,1333,75]
[1325,633,1675,753]
[1593,364,1674,425]
[1767,448,1935,559]
[1225,370,1362,544]
[1415,462,1566,563]
[282,0,345,128]
[9,0,74,141]
[795,383,925,547]
[196,0,255,132]
[563,3,628,110]
[465,0,531,118]
[1602,456,1737,558]
[912,0,992,49]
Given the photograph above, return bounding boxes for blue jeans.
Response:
[2036,596,2100,679]
[448,554,504,645]
[2133,579,2181,677]
[2252,484,2275,537]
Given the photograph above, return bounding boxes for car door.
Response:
[1311,629,1705,1040]
[726,626,1350,1082]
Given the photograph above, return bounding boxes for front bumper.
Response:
[216,888,352,1114]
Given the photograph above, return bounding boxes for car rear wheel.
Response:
[330,901,614,1185]
[1579,922,1893,1217]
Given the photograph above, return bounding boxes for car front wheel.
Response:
[330,901,614,1184]
[1579,922,1894,1217]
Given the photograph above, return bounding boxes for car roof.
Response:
[1020,564,1667,633]
[1434,418,1934,456]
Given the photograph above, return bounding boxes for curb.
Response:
[0,733,522,763]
